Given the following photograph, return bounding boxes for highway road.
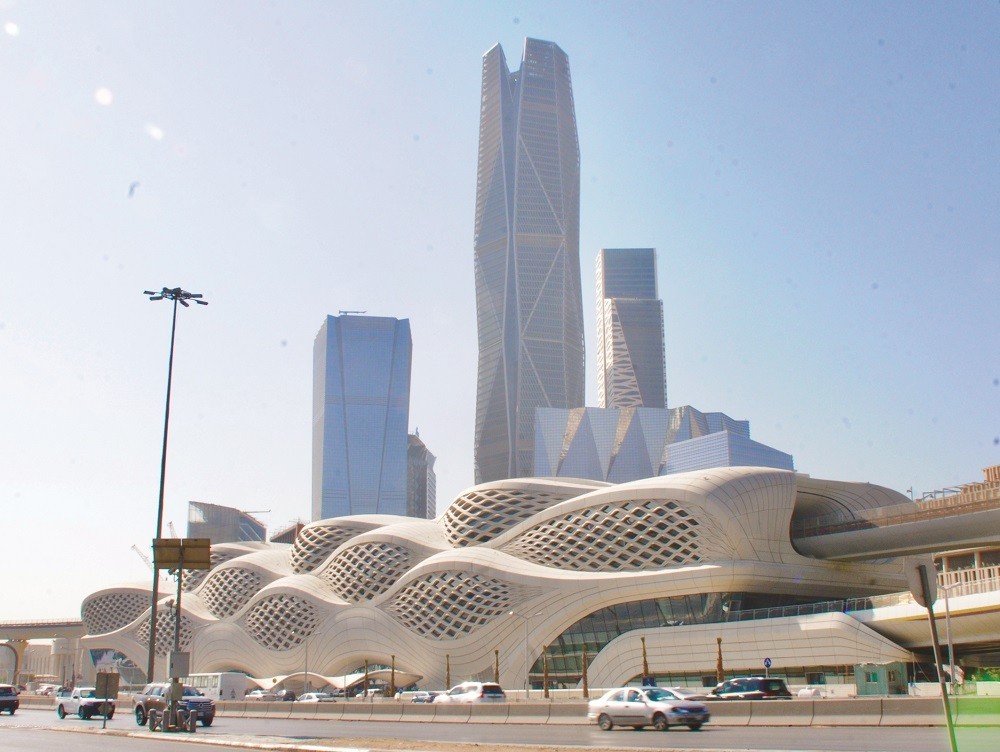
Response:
[0,706,994,752]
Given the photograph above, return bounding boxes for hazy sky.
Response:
[2,1,997,620]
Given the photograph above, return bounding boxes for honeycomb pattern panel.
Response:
[134,607,193,657]
[501,499,701,571]
[82,592,150,636]
[183,550,239,591]
[443,488,579,547]
[243,594,320,650]
[322,543,412,602]
[384,571,540,640]
[199,567,264,619]
[290,523,373,573]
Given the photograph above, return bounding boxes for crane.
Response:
[131,544,153,571]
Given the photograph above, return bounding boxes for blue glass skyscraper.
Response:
[312,314,412,520]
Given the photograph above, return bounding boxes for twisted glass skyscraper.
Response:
[312,314,411,520]
[474,38,585,483]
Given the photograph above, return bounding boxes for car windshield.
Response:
[79,689,97,698]
[643,688,675,702]
[182,687,203,697]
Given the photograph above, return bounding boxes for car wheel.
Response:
[57,705,66,719]
[597,713,614,731]
[79,708,89,719]
[652,713,669,731]
[106,710,114,720]
[201,717,213,727]
[686,722,703,731]
[135,706,147,726]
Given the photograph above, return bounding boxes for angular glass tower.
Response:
[312,315,412,520]
[474,38,585,483]
[596,248,667,409]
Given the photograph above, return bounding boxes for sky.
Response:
[1,1,997,621]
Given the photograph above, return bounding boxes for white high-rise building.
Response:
[473,38,585,483]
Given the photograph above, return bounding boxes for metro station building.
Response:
[75,466,1000,691]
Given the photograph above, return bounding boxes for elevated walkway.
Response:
[792,477,1000,561]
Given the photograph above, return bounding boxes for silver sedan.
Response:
[587,686,710,731]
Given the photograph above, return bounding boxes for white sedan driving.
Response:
[587,686,710,731]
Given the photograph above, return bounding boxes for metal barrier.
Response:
[399,703,437,722]
[209,696,962,727]
[430,704,472,723]
[545,703,584,724]
[703,700,751,726]
[747,699,814,726]
[504,703,550,724]
[879,697,942,726]
[368,703,404,721]
[467,703,509,724]
[812,697,882,726]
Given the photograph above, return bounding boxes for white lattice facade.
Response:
[80,468,917,687]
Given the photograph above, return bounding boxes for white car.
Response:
[587,686,710,731]
[245,689,278,701]
[431,682,506,704]
[297,692,336,703]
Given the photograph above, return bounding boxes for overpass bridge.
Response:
[0,619,84,684]
[792,473,1000,561]
[0,619,85,642]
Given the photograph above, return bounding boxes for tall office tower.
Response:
[406,433,437,519]
[473,38,585,483]
[596,248,667,409]
[187,501,266,544]
[312,314,412,520]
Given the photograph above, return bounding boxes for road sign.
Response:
[764,657,772,668]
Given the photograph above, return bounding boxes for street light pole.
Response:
[940,581,960,688]
[143,287,207,683]
[509,610,542,700]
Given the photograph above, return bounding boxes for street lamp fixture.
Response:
[142,287,208,683]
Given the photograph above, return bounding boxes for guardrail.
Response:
[17,694,998,727]
[208,696,998,727]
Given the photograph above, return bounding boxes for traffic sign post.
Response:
[95,671,119,730]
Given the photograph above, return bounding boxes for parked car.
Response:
[297,692,337,703]
[587,686,710,731]
[0,684,19,714]
[409,691,438,703]
[133,683,216,726]
[709,677,792,700]
[432,682,506,704]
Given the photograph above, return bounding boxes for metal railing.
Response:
[725,566,1000,622]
